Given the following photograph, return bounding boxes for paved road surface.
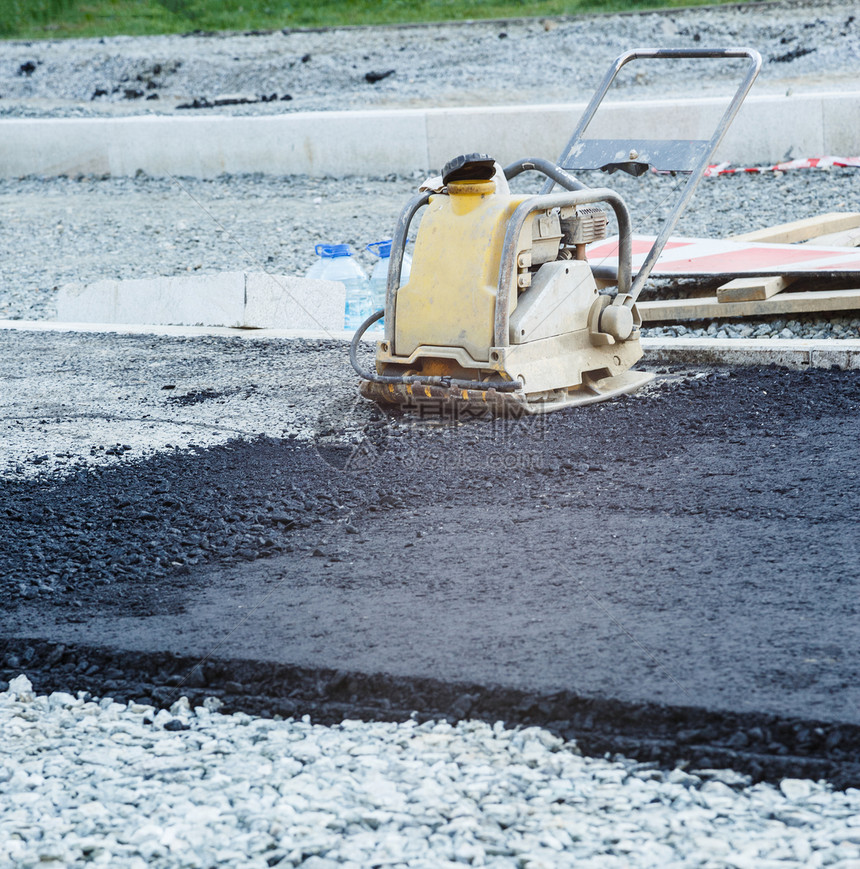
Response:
[2,329,858,781]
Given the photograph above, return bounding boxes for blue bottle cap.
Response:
[366,240,393,259]
[315,243,352,258]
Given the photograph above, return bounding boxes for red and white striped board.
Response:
[587,236,860,278]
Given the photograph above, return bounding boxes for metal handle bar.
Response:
[385,191,430,344]
[544,47,762,304]
[503,157,588,191]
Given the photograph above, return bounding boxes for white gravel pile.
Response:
[3,676,860,869]
[641,316,860,341]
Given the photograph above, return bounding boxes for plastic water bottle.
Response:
[366,239,412,331]
[306,244,371,330]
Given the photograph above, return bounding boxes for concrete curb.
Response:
[56,272,346,333]
[3,91,859,178]
[4,319,860,369]
[641,336,860,369]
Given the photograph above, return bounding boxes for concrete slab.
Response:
[243,272,345,331]
[0,318,362,342]
[2,92,858,179]
[1,111,430,178]
[425,92,853,172]
[56,272,346,332]
[822,94,860,157]
[56,272,247,327]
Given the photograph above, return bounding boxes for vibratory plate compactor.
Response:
[350,48,761,416]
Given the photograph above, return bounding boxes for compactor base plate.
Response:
[360,369,654,418]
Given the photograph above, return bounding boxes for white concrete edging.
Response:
[2,91,858,179]
[641,336,860,370]
[55,272,346,333]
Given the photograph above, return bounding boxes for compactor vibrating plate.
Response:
[350,48,762,416]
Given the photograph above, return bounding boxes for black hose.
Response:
[349,310,522,393]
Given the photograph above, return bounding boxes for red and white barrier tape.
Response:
[703,156,860,176]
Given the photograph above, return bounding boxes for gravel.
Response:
[0,1,858,118]
[644,315,860,340]
[4,675,860,869]
[0,172,423,322]
[1,0,858,338]
[2,6,860,859]
[1,167,859,336]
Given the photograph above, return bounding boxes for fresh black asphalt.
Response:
[2,334,859,784]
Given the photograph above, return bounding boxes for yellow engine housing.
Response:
[365,171,652,415]
[394,180,527,365]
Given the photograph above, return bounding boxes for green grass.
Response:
[0,0,762,40]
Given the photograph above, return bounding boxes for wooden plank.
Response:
[730,212,860,245]
[716,220,860,303]
[639,288,860,322]
[717,275,796,303]
[800,226,860,248]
